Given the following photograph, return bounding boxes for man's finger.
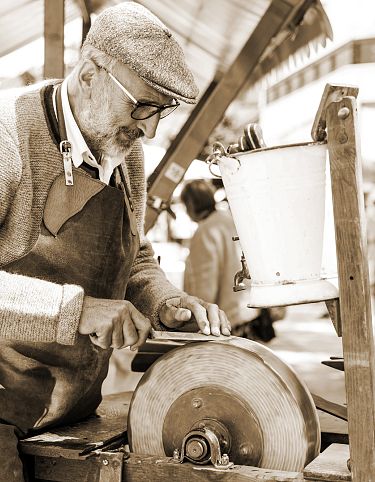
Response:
[90,329,112,349]
[206,304,221,336]
[121,317,139,349]
[219,310,231,336]
[129,306,151,350]
[182,300,210,335]
[111,319,125,348]
[160,299,188,328]
[174,308,192,322]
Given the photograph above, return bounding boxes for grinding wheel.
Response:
[128,337,320,471]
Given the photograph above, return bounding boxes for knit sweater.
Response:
[0,81,183,345]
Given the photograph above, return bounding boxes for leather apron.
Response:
[0,91,139,434]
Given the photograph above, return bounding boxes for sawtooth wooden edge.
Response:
[311,84,358,141]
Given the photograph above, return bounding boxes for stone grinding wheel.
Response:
[128,337,320,471]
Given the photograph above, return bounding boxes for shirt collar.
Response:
[54,76,127,184]
[60,75,97,169]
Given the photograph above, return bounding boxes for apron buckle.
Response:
[60,140,74,186]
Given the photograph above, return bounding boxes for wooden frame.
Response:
[22,83,375,482]
[323,85,375,480]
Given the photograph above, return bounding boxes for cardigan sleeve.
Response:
[125,237,186,329]
[124,141,187,329]
[0,122,84,345]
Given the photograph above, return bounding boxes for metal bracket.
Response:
[147,195,176,219]
[178,427,234,470]
[97,451,124,482]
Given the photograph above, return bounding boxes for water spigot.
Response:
[233,250,251,292]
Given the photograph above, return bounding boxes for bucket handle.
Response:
[205,142,241,178]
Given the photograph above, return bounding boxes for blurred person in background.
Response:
[0,3,231,480]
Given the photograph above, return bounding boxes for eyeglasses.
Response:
[102,68,180,120]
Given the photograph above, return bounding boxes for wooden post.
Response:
[44,0,65,79]
[326,93,375,480]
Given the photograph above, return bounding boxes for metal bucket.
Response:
[216,142,338,307]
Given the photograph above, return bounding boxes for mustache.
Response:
[118,126,144,140]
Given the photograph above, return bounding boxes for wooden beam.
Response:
[44,0,65,79]
[326,95,375,480]
[303,444,351,481]
[76,0,92,45]
[123,453,304,482]
[145,0,303,232]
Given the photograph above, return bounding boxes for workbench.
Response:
[20,391,350,482]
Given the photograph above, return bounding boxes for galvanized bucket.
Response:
[214,142,338,307]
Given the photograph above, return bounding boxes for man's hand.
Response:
[78,296,151,350]
[159,295,231,336]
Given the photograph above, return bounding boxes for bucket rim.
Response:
[229,140,327,158]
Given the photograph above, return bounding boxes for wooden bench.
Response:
[20,391,350,482]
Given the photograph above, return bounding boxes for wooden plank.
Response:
[312,393,347,421]
[32,451,123,482]
[20,392,131,458]
[34,456,100,482]
[303,444,350,481]
[318,411,348,436]
[123,453,304,482]
[145,0,299,232]
[318,410,349,450]
[44,0,65,78]
[326,96,375,480]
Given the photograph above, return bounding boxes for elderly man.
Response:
[0,2,230,479]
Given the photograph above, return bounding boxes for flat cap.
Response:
[84,2,199,104]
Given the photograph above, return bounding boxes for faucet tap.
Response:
[233,247,251,292]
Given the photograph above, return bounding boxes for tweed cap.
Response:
[84,2,199,104]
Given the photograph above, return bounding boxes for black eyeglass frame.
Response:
[97,64,180,120]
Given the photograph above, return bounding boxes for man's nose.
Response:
[137,114,160,139]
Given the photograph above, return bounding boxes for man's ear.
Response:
[77,59,100,97]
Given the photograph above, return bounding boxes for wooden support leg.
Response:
[326,94,375,480]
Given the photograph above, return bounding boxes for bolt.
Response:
[102,459,109,466]
[173,448,180,460]
[240,443,253,457]
[192,398,202,409]
[338,107,350,120]
[220,454,230,466]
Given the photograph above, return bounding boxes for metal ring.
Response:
[208,160,222,178]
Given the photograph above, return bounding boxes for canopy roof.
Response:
[0,0,332,94]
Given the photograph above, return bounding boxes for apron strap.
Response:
[117,166,137,236]
[56,84,74,186]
